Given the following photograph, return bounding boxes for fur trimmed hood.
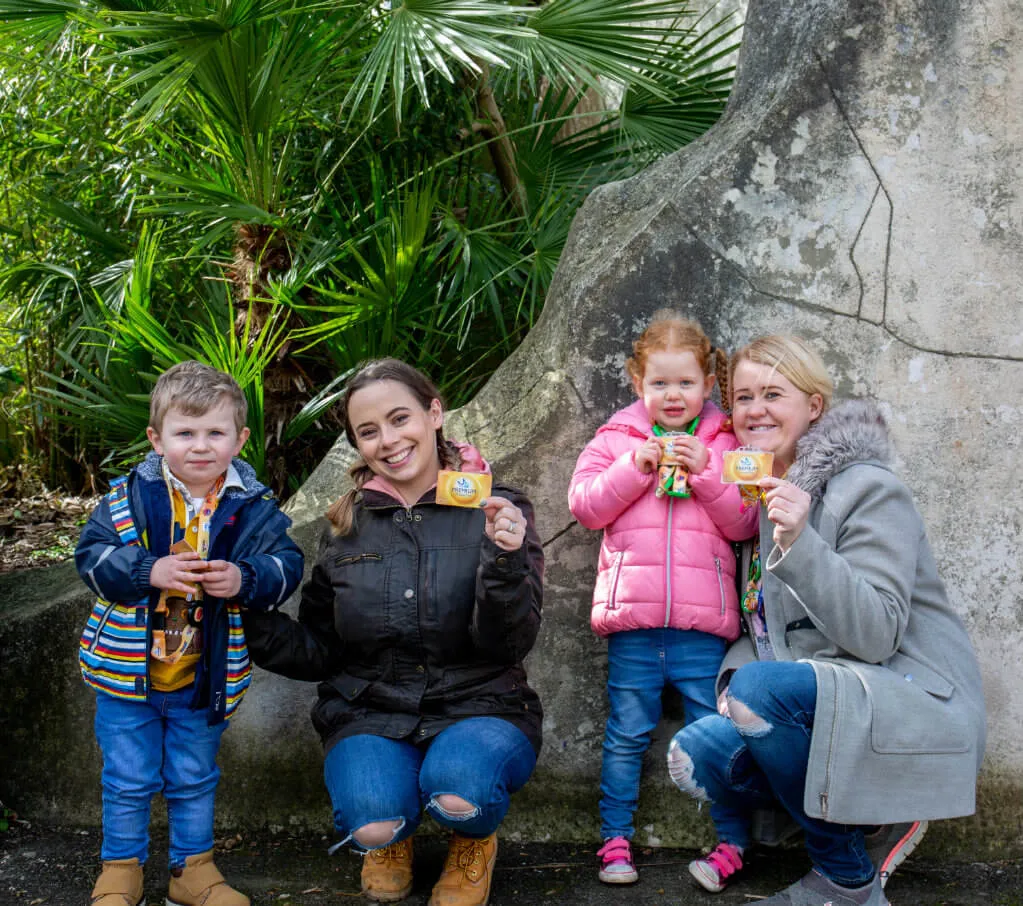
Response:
[786,400,895,499]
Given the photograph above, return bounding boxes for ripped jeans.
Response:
[323,717,536,850]
[667,661,874,887]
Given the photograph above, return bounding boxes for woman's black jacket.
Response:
[242,483,544,756]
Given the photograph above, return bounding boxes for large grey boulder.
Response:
[3,0,1022,855]
[286,0,1023,851]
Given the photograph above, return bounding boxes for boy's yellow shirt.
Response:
[149,462,243,692]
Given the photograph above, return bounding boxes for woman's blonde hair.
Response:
[325,359,461,535]
[727,335,834,413]
[625,309,728,395]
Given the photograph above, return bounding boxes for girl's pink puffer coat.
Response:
[568,400,758,640]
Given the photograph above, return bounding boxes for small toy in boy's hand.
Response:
[169,538,206,591]
[152,538,205,660]
[437,470,492,507]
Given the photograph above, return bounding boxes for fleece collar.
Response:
[136,451,265,500]
[786,400,896,499]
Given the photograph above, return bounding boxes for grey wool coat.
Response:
[722,401,986,825]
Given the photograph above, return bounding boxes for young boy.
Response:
[76,361,304,906]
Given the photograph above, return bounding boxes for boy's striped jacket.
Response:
[75,452,304,724]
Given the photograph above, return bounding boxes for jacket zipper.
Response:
[820,669,839,819]
[715,557,726,616]
[334,553,383,567]
[422,549,436,620]
[664,497,674,627]
[607,552,624,610]
[88,599,118,653]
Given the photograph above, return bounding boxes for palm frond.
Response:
[505,0,692,97]
[344,0,526,121]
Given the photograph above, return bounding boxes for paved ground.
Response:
[2,822,1022,905]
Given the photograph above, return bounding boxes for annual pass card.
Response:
[436,470,492,507]
[721,450,774,484]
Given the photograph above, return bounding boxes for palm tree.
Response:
[0,0,739,491]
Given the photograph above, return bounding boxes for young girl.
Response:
[568,312,758,893]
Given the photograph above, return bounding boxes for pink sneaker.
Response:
[597,836,638,884]
[688,842,744,893]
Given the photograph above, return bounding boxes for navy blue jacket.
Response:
[76,452,303,723]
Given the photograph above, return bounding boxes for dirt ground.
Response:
[0,488,95,574]
[1,820,1022,905]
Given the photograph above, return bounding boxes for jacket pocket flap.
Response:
[852,659,970,756]
[327,673,372,701]
[886,653,954,700]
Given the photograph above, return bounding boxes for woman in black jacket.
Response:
[243,359,543,906]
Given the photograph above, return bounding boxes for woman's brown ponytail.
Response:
[325,461,374,536]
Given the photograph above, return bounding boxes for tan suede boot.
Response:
[428,833,497,906]
[361,837,414,902]
[166,850,248,906]
[91,858,145,906]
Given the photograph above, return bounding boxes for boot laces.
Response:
[453,838,486,878]
[370,841,408,864]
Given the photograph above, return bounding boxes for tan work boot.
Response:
[428,833,497,906]
[167,850,248,906]
[361,837,414,902]
[91,858,145,906]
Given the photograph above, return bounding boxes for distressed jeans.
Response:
[323,717,536,850]
[94,688,227,868]
[600,628,748,845]
[668,660,874,886]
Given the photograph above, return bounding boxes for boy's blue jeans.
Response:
[668,661,874,886]
[95,688,227,868]
[324,717,536,849]
[600,628,748,846]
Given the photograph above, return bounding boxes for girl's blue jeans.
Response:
[95,688,227,868]
[669,660,874,886]
[323,716,537,849]
[600,628,748,846]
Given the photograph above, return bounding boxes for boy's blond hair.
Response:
[149,361,248,434]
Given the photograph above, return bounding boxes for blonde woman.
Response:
[667,336,986,906]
